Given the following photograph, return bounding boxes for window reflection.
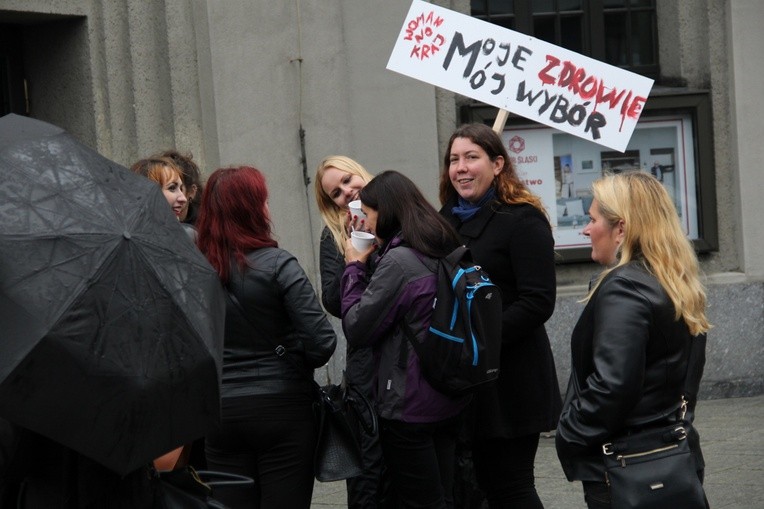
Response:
[559,0,582,11]
[534,16,555,44]
[560,16,583,53]
[490,0,515,14]
[532,0,553,14]
[604,12,628,66]
[631,11,655,65]
[471,0,487,16]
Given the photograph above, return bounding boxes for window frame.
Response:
[471,0,659,79]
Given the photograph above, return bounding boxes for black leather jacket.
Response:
[221,247,336,398]
[556,261,705,481]
[318,226,343,318]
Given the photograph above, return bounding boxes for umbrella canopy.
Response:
[0,114,225,475]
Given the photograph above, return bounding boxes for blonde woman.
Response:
[315,156,389,508]
[555,172,711,508]
[315,155,374,315]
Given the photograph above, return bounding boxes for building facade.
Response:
[1,0,761,397]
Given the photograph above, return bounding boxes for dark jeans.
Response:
[205,394,316,509]
[473,434,544,509]
[379,416,461,509]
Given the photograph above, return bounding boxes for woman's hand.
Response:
[344,237,376,264]
[345,209,367,235]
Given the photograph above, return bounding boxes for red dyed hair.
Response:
[195,166,278,283]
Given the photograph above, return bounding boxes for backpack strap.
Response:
[444,245,469,266]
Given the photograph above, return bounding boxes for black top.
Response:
[223,247,337,398]
[319,226,343,318]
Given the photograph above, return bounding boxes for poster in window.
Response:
[503,113,699,251]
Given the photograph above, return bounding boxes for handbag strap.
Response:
[344,384,379,435]
[629,333,704,429]
[681,333,706,407]
[195,470,255,489]
[676,332,706,422]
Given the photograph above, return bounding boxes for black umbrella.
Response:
[0,114,225,475]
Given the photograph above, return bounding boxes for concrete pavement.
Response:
[311,394,764,508]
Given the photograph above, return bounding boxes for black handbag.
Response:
[314,381,378,482]
[154,466,254,509]
[602,415,706,509]
[601,334,708,509]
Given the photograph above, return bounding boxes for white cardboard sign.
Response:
[387,0,654,152]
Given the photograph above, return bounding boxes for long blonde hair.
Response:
[586,172,710,336]
[314,155,374,253]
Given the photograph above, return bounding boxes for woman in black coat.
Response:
[439,123,562,508]
[555,172,710,508]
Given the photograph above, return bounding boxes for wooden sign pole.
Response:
[492,109,510,134]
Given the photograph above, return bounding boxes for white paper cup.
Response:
[348,200,366,220]
[350,231,375,251]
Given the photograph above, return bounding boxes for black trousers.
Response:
[346,422,392,509]
[379,416,461,509]
[205,394,316,509]
[473,433,544,509]
[345,347,397,509]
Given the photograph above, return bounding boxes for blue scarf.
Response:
[451,186,496,222]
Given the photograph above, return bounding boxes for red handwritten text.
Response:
[538,55,647,128]
[404,11,446,60]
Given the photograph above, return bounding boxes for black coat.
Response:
[441,199,562,438]
[318,226,343,319]
[555,261,706,481]
[318,226,376,393]
[223,247,337,398]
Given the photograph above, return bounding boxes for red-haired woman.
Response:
[130,156,188,220]
[130,156,197,243]
[196,166,337,509]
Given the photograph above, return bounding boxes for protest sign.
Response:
[387,0,654,152]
